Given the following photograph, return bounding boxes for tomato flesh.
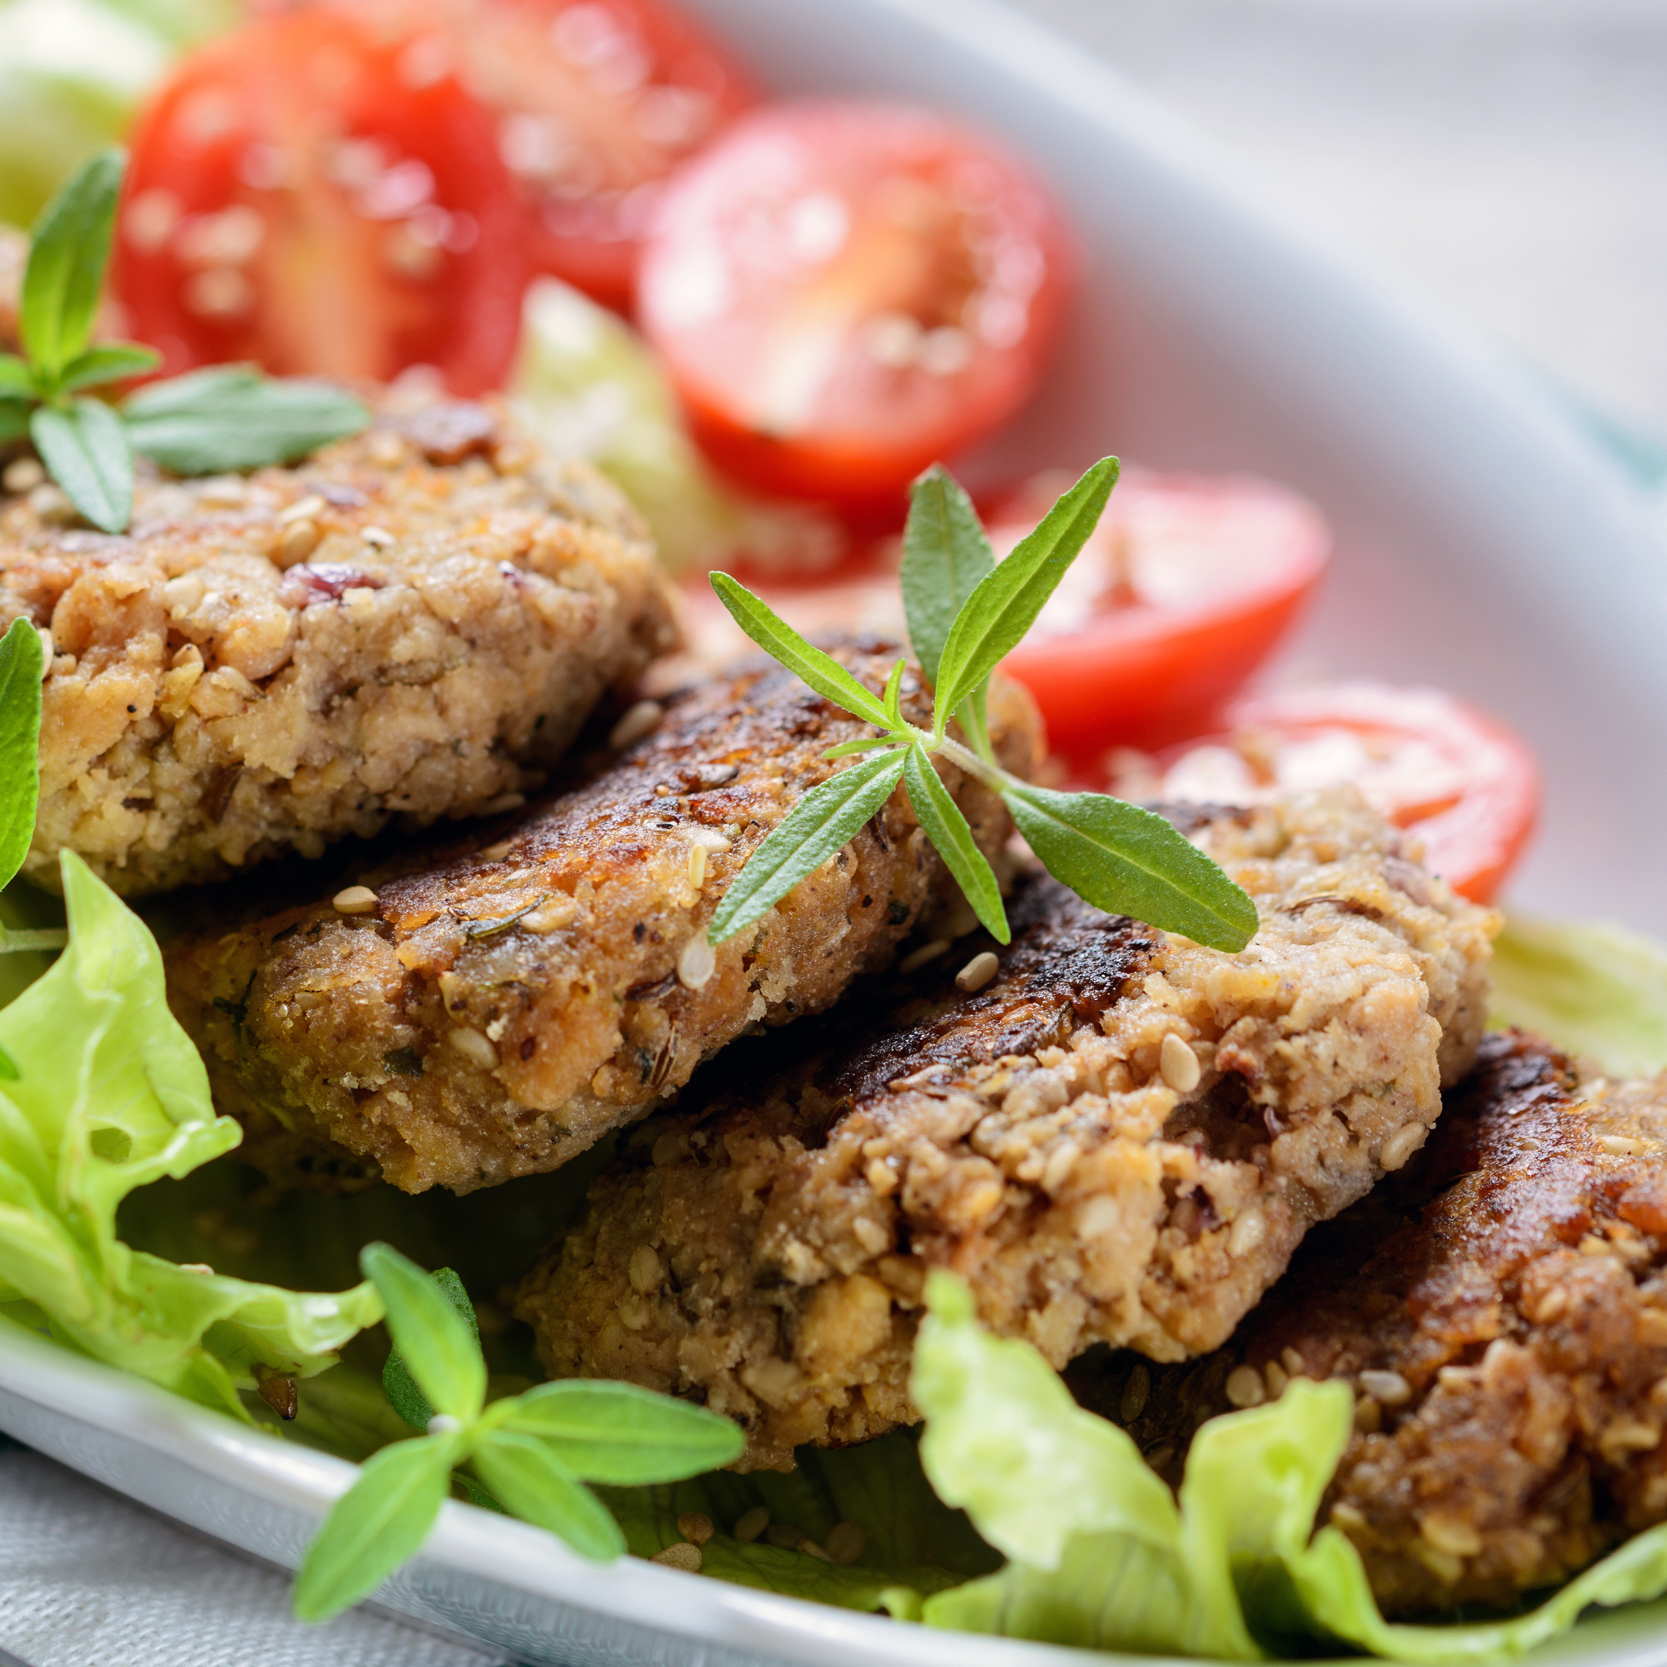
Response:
[1126,682,1540,903]
[349,0,758,308]
[115,9,528,394]
[991,467,1331,760]
[638,100,1072,507]
[456,0,756,308]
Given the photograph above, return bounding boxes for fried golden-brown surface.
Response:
[1,383,675,893]
[165,643,1040,1195]
[518,792,1496,1470]
[1080,1030,1667,1618]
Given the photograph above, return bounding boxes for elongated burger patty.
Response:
[517,792,1496,1470]
[1079,1030,1667,1618]
[0,385,674,893]
[165,643,1041,1194]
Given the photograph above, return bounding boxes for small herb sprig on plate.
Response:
[707,463,1260,952]
[293,1243,743,1622]
[1,151,371,534]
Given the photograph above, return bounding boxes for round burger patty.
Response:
[516,792,1497,1471]
[0,384,676,893]
[164,643,1042,1195]
[1084,1029,1667,1618]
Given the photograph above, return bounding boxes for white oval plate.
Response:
[5,0,1667,1663]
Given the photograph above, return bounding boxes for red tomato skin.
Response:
[1150,683,1541,904]
[509,0,757,308]
[637,101,1073,508]
[115,10,528,394]
[995,471,1331,761]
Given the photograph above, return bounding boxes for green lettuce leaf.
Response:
[911,1271,1667,1662]
[912,1270,1263,1658]
[0,851,379,1416]
[0,0,233,231]
[1490,914,1667,1076]
[512,277,847,575]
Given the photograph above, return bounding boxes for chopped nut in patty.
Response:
[517,792,1496,1470]
[1,383,675,892]
[164,641,1041,1194]
[1080,1029,1667,1618]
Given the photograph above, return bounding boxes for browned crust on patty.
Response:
[1085,1029,1667,1618]
[1,383,675,893]
[517,792,1496,1470]
[164,643,1041,1194]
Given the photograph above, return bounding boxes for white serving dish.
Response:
[6,0,1667,1662]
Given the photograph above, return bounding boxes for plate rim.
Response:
[0,1311,1184,1667]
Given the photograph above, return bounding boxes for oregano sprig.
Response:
[293,1244,743,1623]
[706,461,1260,954]
[4,151,371,534]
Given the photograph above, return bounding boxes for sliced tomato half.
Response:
[459,0,757,307]
[990,466,1331,759]
[638,100,1072,508]
[343,0,759,308]
[115,9,528,393]
[1125,683,1540,903]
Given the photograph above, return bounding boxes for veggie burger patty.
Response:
[0,384,675,893]
[164,642,1042,1195]
[1085,1029,1667,1618]
[516,791,1497,1470]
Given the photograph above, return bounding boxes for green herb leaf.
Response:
[1004,785,1258,952]
[30,398,133,533]
[472,1429,626,1559]
[0,617,44,891]
[382,1266,479,1431]
[900,464,995,688]
[881,657,907,729]
[19,148,124,383]
[709,572,891,728]
[0,402,31,446]
[123,366,371,473]
[503,1379,744,1483]
[58,342,161,395]
[708,749,907,945]
[457,1473,508,1513]
[903,746,1008,944]
[359,1243,485,1424]
[292,1432,462,1621]
[0,356,35,398]
[932,458,1118,735]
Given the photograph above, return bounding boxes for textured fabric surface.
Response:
[0,1443,505,1667]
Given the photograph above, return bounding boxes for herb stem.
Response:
[0,927,67,955]
[930,732,1022,799]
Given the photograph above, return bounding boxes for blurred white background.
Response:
[1011,0,1667,441]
